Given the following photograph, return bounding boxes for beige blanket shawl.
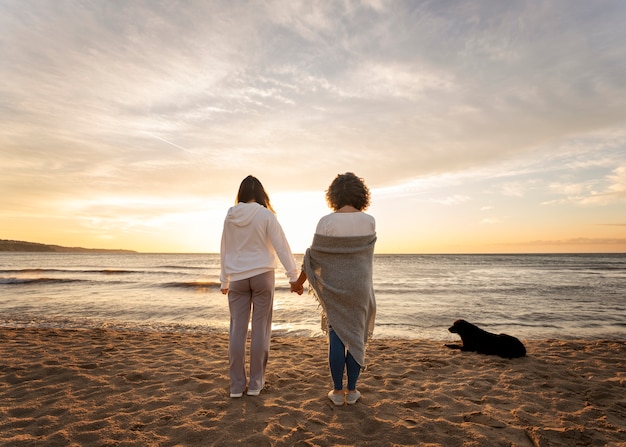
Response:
[303,233,377,367]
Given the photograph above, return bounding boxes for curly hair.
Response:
[236,175,275,213]
[325,172,371,211]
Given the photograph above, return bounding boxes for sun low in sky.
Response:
[1,1,625,254]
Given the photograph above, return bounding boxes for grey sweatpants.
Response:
[227,270,275,394]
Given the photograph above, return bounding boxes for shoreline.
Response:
[2,316,625,342]
[1,327,625,446]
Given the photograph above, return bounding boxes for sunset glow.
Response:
[1,1,625,254]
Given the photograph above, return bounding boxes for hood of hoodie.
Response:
[226,202,263,227]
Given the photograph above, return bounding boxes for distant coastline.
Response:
[0,239,136,253]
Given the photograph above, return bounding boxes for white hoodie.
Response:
[220,202,298,289]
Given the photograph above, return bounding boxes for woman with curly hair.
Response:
[293,172,377,406]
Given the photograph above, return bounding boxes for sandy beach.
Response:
[1,327,624,447]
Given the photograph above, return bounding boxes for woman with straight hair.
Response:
[220,175,300,397]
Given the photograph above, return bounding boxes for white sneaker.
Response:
[346,390,361,405]
[327,390,344,406]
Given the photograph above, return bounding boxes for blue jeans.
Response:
[329,329,361,391]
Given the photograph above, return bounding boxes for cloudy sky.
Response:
[1,0,625,253]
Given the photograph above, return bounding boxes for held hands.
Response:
[289,271,307,295]
[290,281,304,295]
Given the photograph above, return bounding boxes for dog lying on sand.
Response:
[445,319,526,358]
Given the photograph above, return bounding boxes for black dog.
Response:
[445,319,526,358]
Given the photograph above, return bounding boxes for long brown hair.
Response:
[236,175,275,213]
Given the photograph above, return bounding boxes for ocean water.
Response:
[0,252,624,341]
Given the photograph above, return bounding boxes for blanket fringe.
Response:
[307,284,373,371]
[308,283,329,335]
